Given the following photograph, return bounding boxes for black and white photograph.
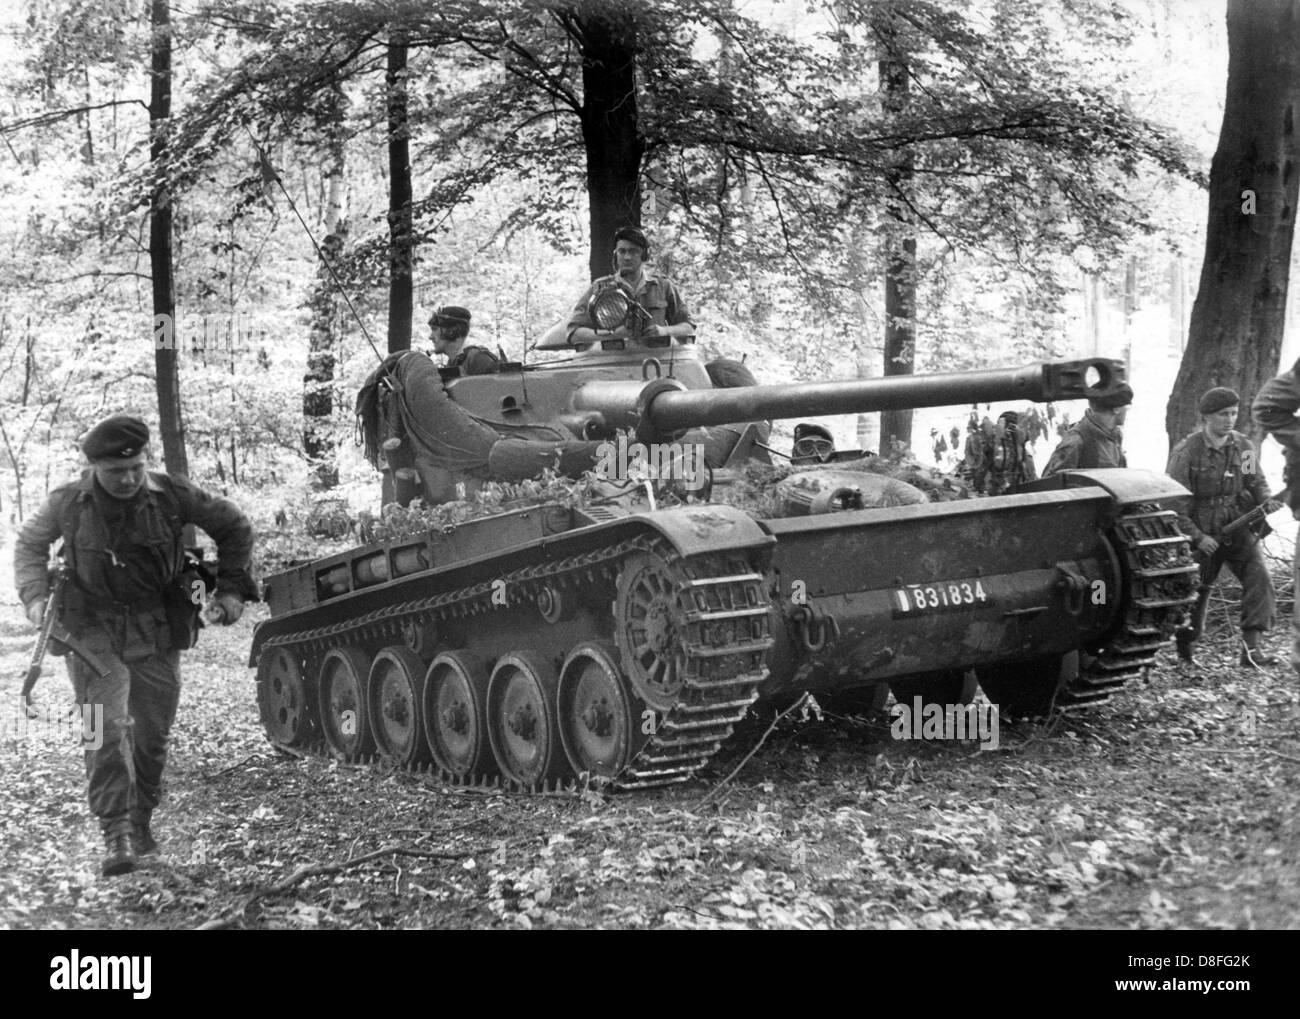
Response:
[0,0,1295,961]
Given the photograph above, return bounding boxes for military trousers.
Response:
[1178,537,1276,649]
[67,608,181,836]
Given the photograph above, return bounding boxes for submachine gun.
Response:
[19,564,110,717]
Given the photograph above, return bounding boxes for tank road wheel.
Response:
[614,551,690,712]
[978,654,1072,720]
[423,652,496,779]
[256,647,314,747]
[557,642,647,780]
[889,669,977,710]
[368,647,432,767]
[318,647,376,760]
[487,651,569,787]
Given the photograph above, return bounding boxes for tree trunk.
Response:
[386,38,413,354]
[1166,0,1300,449]
[577,7,643,280]
[877,9,917,454]
[304,83,347,490]
[150,0,188,480]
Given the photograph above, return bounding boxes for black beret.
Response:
[1198,387,1240,415]
[429,306,471,327]
[1090,382,1133,410]
[613,226,649,252]
[83,414,150,460]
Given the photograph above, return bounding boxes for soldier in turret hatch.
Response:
[429,305,499,375]
[566,227,694,346]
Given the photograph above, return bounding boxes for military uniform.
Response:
[448,344,500,375]
[1042,410,1127,476]
[1166,427,1274,656]
[566,269,693,341]
[14,442,255,872]
[1253,365,1300,676]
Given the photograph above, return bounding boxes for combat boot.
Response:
[1241,632,1279,669]
[102,833,136,877]
[1175,637,1202,680]
[130,818,158,858]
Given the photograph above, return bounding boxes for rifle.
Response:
[19,564,111,718]
[1219,489,1287,542]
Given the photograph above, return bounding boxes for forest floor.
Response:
[2,588,1299,931]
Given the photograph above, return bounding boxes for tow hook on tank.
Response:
[791,604,841,652]
[1055,562,1089,616]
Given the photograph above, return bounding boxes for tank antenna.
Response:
[249,131,388,372]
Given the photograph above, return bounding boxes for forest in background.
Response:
[0,0,1292,532]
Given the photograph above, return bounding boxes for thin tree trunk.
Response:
[386,37,412,354]
[150,0,188,479]
[877,8,916,454]
[1166,0,1300,449]
[305,82,347,490]
[576,7,643,280]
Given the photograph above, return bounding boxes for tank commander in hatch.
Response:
[429,305,499,375]
[1042,382,1133,476]
[566,227,694,346]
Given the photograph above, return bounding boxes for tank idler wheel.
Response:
[889,669,977,710]
[487,651,569,787]
[614,551,689,713]
[978,654,1072,720]
[368,646,432,767]
[423,652,496,779]
[256,647,315,747]
[557,641,647,780]
[318,646,376,760]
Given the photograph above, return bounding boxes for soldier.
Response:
[566,227,694,346]
[1252,361,1300,678]
[13,415,257,876]
[429,305,499,375]
[1042,383,1133,476]
[984,410,1038,495]
[1168,388,1281,675]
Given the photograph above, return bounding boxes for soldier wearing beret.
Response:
[429,305,499,375]
[1168,388,1281,674]
[1252,359,1300,679]
[566,227,694,346]
[13,415,257,876]
[1042,383,1133,477]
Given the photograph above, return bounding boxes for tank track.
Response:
[257,534,773,792]
[1059,502,1199,709]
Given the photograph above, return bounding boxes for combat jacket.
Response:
[1252,365,1300,509]
[14,470,257,618]
[1165,429,1270,543]
[1042,410,1126,477]
[449,345,500,375]
[566,270,692,341]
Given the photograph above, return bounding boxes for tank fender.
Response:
[622,503,775,559]
[1020,468,1190,506]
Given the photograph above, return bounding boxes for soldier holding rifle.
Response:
[13,415,256,877]
[1167,388,1281,676]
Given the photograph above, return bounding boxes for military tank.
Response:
[250,330,1198,791]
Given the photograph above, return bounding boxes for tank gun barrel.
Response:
[644,358,1124,436]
